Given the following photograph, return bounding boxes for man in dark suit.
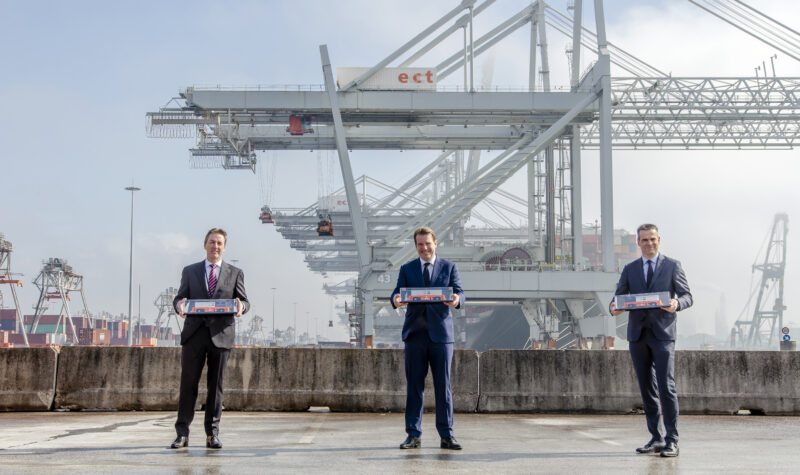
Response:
[390,226,464,450]
[169,228,249,450]
[611,223,692,458]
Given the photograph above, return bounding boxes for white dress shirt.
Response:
[419,255,436,282]
[642,253,659,283]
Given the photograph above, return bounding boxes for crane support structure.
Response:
[734,213,789,348]
[147,0,800,347]
[29,258,92,345]
[0,234,29,347]
[153,287,181,342]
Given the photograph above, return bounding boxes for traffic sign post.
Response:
[780,327,795,351]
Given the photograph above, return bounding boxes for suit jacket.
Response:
[173,260,250,349]
[390,257,464,343]
[612,254,692,342]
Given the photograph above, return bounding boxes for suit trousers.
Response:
[629,327,679,444]
[175,325,230,437]
[404,330,454,439]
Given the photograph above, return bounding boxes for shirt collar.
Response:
[205,259,222,268]
[642,253,659,265]
[419,255,436,268]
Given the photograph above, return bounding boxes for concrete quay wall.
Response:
[54,346,182,411]
[50,347,479,412]
[477,350,800,415]
[222,348,479,412]
[1,348,798,414]
[0,347,58,411]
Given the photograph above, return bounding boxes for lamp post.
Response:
[137,284,141,345]
[306,311,310,345]
[125,185,140,346]
[271,287,276,346]
[293,301,298,346]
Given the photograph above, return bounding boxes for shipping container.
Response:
[0,309,17,320]
[135,337,157,347]
[10,332,56,346]
[24,314,62,325]
[78,328,111,346]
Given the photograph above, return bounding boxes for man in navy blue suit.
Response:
[611,224,692,458]
[391,226,464,450]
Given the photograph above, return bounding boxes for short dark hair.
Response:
[413,226,437,243]
[636,223,659,239]
[204,228,227,245]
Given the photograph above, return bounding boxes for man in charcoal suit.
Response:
[170,228,249,450]
[611,224,692,457]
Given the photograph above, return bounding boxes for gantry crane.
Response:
[734,213,789,348]
[147,0,800,347]
[153,287,181,343]
[29,258,92,345]
[0,234,29,347]
[243,314,267,346]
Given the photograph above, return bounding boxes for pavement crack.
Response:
[5,415,172,449]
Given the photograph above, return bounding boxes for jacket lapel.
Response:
[651,254,667,287]
[411,259,424,287]
[195,261,208,296]
[430,258,442,286]
[214,261,232,298]
[638,258,648,289]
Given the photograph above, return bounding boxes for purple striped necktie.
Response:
[208,263,217,298]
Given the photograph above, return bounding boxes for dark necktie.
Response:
[423,262,431,287]
[646,260,654,286]
[208,263,217,297]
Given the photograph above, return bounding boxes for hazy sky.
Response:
[1,0,798,341]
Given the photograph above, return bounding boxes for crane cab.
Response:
[259,206,274,224]
[317,214,334,236]
[287,115,314,136]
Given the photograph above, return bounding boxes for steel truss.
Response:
[582,77,800,149]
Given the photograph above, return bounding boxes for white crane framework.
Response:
[734,213,789,348]
[147,0,800,347]
[0,234,29,347]
[29,258,92,345]
[153,287,181,343]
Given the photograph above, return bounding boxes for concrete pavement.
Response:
[0,411,797,474]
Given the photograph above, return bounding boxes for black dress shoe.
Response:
[636,439,665,454]
[440,437,462,450]
[660,441,679,457]
[206,435,222,449]
[170,436,188,449]
[399,435,421,449]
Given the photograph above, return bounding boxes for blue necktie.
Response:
[646,260,654,286]
[423,262,431,287]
